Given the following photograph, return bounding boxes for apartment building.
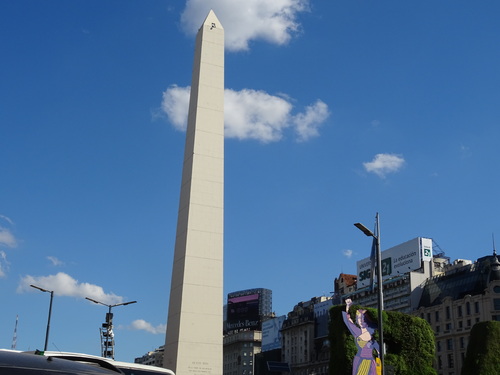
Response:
[280,296,332,375]
[415,251,500,375]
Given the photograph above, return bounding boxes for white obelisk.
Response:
[164,10,224,375]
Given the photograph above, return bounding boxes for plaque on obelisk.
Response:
[164,10,224,375]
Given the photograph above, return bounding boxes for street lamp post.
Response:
[85,297,137,359]
[354,212,385,375]
[30,284,54,351]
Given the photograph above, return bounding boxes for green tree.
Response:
[461,321,500,375]
[329,304,436,375]
[329,305,357,375]
[384,311,436,375]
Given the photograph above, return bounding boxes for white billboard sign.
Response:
[356,237,433,288]
[261,316,286,352]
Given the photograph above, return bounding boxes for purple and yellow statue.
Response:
[342,298,381,375]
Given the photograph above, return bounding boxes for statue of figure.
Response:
[342,298,381,375]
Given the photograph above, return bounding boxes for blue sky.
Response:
[1,0,500,363]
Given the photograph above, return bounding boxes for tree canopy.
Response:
[461,321,500,375]
[329,304,436,375]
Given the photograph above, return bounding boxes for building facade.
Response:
[280,296,332,375]
[223,288,272,375]
[342,237,442,313]
[223,330,262,375]
[415,251,500,375]
[226,288,273,334]
[135,346,165,367]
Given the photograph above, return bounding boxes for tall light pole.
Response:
[354,212,385,375]
[85,297,137,359]
[30,284,54,351]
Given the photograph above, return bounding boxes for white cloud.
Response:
[0,228,17,248]
[342,249,353,258]
[47,256,64,266]
[292,100,329,142]
[0,251,7,278]
[160,86,329,143]
[0,215,14,226]
[129,319,166,334]
[181,0,310,51]
[224,89,292,142]
[363,153,405,178]
[0,215,17,248]
[160,85,190,131]
[0,215,17,277]
[17,272,123,305]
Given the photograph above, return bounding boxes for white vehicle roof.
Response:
[23,350,175,375]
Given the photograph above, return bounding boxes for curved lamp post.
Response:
[85,297,137,359]
[354,213,385,375]
[30,284,54,351]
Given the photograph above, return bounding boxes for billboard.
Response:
[261,316,286,352]
[226,293,261,331]
[356,237,433,288]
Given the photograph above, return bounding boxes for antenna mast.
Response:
[11,315,18,350]
[493,233,497,256]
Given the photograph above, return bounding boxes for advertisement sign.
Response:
[226,293,261,331]
[356,237,433,288]
[261,316,286,352]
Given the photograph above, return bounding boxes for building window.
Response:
[466,302,471,315]
[460,337,465,349]
[436,325,440,333]
[436,341,441,352]
[467,319,471,327]
[438,355,442,370]
[494,299,500,310]
[475,301,480,314]
[447,353,454,369]
[457,306,462,317]
[458,321,463,329]
[435,311,440,322]
[446,323,452,331]
[446,306,451,320]
[447,339,453,350]
[427,313,431,323]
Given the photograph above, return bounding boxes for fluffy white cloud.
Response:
[293,100,329,142]
[17,272,123,305]
[363,153,405,178]
[160,85,190,131]
[181,0,310,51]
[129,319,166,334]
[161,86,329,143]
[224,89,292,142]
